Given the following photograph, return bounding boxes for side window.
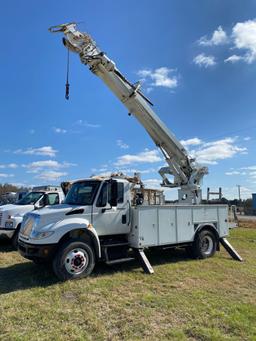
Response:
[47,193,59,205]
[96,183,108,207]
[117,183,124,203]
[96,182,123,207]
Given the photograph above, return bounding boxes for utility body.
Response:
[0,186,64,247]
[19,175,234,280]
[18,23,242,280]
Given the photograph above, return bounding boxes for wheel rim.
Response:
[64,248,89,275]
[201,235,214,255]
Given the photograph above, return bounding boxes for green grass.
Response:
[0,227,256,341]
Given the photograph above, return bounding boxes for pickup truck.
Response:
[0,186,65,248]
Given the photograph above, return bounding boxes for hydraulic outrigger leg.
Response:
[134,238,243,274]
[133,249,154,274]
[220,238,243,262]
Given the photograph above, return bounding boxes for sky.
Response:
[0,0,256,200]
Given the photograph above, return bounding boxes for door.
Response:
[92,181,129,236]
[138,208,158,246]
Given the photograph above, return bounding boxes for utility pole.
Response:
[237,185,241,202]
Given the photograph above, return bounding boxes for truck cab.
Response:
[18,177,132,277]
[0,186,65,248]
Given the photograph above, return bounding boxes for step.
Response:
[101,242,129,248]
[106,257,135,265]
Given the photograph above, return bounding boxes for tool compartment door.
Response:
[158,207,177,244]
[138,207,158,246]
[176,207,193,242]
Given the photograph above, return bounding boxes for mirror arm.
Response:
[101,205,112,213]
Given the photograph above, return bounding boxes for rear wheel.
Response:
[192,229,217,259]
[53,239,95,281]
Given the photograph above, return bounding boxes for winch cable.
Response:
[65,48,70,100]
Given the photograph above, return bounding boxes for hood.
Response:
[0,204,35,217]
[31,204,91,228]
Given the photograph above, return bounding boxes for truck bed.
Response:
[129,204,229,248]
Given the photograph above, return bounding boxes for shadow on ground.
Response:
[0,248,193,295]
[0,238,15,252]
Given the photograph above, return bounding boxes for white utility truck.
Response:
[0,186,64,248]
[18,23,242,280]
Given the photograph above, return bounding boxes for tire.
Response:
[192,229,217,259]
[52,239,95,281]
[11,225,21,250]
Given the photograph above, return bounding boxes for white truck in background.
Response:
[18,23,242,280]
[0,186,64,248]
[0,191,27,205]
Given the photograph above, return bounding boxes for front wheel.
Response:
[192,229,217,259]
[11,225,21,249]
[53,239,95,281]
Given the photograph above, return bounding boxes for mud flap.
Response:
[133,248,154,274]
[220,238,243,262]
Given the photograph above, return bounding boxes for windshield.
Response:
[16,192,43,205]
[65,181,100,206]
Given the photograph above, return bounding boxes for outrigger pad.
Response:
[220,238,243,262]
[133,248,154,274]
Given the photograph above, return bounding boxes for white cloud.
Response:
[198,26,228,46]
[221,185,254,200]
[196,20,256,65]
[244,136,251,141]
[15,146,57,157]
[249,171,256,178]
[117,139,129,149]
[116,168,156,175]
[225,171,246,176]
[35,171,68,181]
[115,149,162,166]
[224,55,244,63]
[189,137,247,165]
[0,163,18,169]
[143,178,162,189]
[75,120,101,128]
[180,137,202,147]
[10,182,32,188]
[53,127,67,134]
[232,19,256,63]
[193,53,216,68]
[0,173,14,178]
[242,165,256,171]
[24,160,76,171]
[137,67,178,89]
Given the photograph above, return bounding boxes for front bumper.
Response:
[0,227,15,239]
[18,239,58,261]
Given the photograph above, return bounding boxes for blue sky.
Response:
[1,0,256,200]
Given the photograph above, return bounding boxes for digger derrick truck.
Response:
[18,23,242,280]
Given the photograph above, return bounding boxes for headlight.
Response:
[5,221,14,228]
[20,214,40,237]
[29,230,54,240]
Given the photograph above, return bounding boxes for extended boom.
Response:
[49,23,208,204]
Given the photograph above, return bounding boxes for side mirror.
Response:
[101,203,111,213]
[34,196,46,209]
[109,181,118,207]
